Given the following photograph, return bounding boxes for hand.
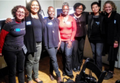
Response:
[114,41,118,48]
[67,40,72,48]
[0,53,3,57]
[57,42,61,50]
[5,18,12,23]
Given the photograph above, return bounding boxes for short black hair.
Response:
[73,3,86,11]
[91,2,100,8]
[26,0,41,13]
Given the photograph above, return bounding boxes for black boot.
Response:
[104,71,113,80]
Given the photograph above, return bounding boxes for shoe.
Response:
[35,78,43,83]
[104,71,113,80]
[57,77,62,83]
[116,80,120,83]
[28,80,33,83]
[68,75,74,79]
[49,74,55,81]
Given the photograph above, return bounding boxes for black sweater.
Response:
[103,11,120,45]
[24,13,44,53]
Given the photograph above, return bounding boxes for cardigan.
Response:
[24,13,44,53]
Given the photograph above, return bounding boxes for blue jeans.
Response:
[45,47,60,77]
[90,43,103,70]
[60,41,73,76]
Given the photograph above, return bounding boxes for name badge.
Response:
[66,22,70,25]
[114,20,116,24]
[96,22,100,25]
[26,21,31,25]
[48,22,53,25]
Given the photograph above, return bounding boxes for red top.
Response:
[58,15,77,41]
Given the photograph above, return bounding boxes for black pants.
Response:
[109,61,115,71]
[72,36,85,69]
[45,47,60,77]
[3,50,25,83]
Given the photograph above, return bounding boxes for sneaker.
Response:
[104,72,113,80]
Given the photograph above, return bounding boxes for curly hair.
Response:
[12,5,29,18]
[73,3,86,11]
[26,0,41,13]
[103,1,117,12]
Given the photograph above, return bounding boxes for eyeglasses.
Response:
[16,11,25,14]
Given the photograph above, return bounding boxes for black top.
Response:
[3,19,25,51]
[90,15,102,43]
[24,13,44,53]
[32,18,42,42]
[44,17,59,48]
[70,12,88,37]
[103,11,120,45]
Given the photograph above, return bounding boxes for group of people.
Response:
[0,0,120,83]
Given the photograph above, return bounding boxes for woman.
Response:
[5,1,44,82]
[0,5,29,83]
[87,2,104,71]
[70,3,88,72]
[25,0,44,83]
[58,2,77,78]
[43,6,62,83]
[103,1,120,80]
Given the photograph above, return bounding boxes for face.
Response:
[104,3,112,14]
[75,5,83,15]
[92,4,100,14]
[16,8,25,21]
[31,1,40,14]
[62,5,69,16]
[48,7,55,19]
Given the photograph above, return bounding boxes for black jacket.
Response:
[87,13,104,40]
[24,13,44,53]
[103,11,120,45]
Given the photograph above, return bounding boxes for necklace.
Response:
[63,16,68,23]
[31,13,39,19]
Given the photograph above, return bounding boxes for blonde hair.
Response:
[103,1,117,12]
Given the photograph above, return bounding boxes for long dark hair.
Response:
[26,0,41,13]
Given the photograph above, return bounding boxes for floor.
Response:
[0,53,120,83]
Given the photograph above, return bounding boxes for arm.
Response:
[71,18,77,41]
[57,30,61,50]
[0,29,9,56]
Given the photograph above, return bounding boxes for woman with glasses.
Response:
[0,5,29,83]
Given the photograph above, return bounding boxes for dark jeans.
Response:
[72,36,85,69]
[3,49,25,83]
[60,41,73,76]
[45,47,60,77]
[90,42,103,70]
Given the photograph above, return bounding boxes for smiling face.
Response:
[75,5,83,15]
[48,7,55,19]
[92,4,100,14]
[105,3,112,14]
[30,1,40,14]
[62,5,69,16]
[16,8,25,21]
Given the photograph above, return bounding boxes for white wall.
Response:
[0,0,26,20]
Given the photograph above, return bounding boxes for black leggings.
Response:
[3,49,25,83]
[109,61,115,72]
